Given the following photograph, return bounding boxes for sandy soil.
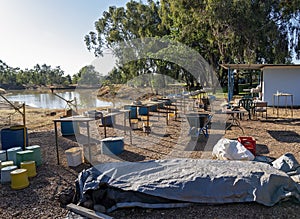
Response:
[1,100,300,218]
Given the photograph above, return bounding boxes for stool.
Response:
[7,147,22,165]
[0,150,6,161]
[65,147,83,167]
[26,145,42,166]
[1,160,14,169]
[10,169,29,189]
[20,161,37,177]
[1,165,17,184]
[16,150,34,167]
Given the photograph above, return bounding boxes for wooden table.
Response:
[272,93,293,117]
[53,116,94,165]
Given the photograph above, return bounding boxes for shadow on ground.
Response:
[267,130,300,143]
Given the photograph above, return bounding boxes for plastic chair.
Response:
[238,98,253,120]
[253,101,268,119]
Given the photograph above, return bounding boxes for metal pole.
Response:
[22,103,27,150]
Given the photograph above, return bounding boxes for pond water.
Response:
[4,90,113,109]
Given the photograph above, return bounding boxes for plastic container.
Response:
[20,161,37,177]
[124,105,138,119]
[1,160,14,169]
[61,120,79,136]
[101,137,124,155]
[1,127,28,150]
[10,169,29,189]
[16,150,34,167]
[26,145,42,166]
[238,136,256,156]
[101,116,114,127]
[65,147,83,167]
[138,106,149,116]
[1,165,17,184]
[7,147,22,165]
[0,150,6,161]
[150,104,158,112]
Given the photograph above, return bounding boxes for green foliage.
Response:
[77,65,102,86]
[0,60,71,88]
[84,0,300,89]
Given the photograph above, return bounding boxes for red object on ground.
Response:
[238,136,256,156]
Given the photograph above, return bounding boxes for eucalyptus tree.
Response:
[159,0,300,86]
[85,0,173,85]
[77,65,102,86]
[85,0,300,88]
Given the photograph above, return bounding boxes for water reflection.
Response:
[5,90,113,109]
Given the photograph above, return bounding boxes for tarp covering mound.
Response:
[75,158,300,213]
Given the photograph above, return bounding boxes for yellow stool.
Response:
[10,169,29,190]
[20,161,37,177]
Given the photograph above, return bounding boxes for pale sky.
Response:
[0,0,128,76]
[0,0,299,77]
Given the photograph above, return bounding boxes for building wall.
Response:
[262,67,300,106]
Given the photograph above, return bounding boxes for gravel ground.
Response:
[1,101,300,219]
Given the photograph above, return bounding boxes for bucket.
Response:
[1,165,17,184]
[65,147,83,167]
[130,119,139,130]
[1,127,28,150]
[20,161,37,177]
[101,137,124,155]
[0,150,6,161]
[26,145,42,166]
[16,150,34,167]
[7,147,22,165]
[1,160,14,169]
[10,169,29,189]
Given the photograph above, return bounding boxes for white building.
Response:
[262,65,300,107]
[221,64,300,107]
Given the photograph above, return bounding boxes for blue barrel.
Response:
[1,127,28,150]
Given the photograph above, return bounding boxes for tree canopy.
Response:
[85,0,300,88]
[0,60,72,89]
